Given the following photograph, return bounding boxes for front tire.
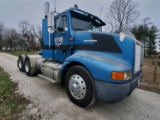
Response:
[65,66,96,107]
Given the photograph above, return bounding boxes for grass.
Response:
[2,50,37,57]
[0,67,29,120]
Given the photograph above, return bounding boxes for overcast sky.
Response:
[0,0,160,31]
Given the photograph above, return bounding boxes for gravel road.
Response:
[0,52,160,120]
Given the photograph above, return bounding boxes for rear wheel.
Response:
[65,66,96,107]
[25,58,31,76]
[17,56,25,72]
[24,57,37,76]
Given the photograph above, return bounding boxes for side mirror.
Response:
[48,11,54,33]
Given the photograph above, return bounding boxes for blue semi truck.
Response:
[17,2,144,107]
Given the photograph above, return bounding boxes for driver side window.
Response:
[55,15,68,33]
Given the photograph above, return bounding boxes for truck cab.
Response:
[17,2,144,107]
[42,8,106,62]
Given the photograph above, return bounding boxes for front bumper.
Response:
[94,72,143,102]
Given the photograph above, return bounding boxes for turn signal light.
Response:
[111,72,125,80]
[111,71,132,81]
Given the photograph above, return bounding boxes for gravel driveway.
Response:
[0,52,160,120]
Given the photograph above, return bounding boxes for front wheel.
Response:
[65,66,96,107]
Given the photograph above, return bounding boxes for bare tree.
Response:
[32,25,42,48]
[19,20,32,51]
[0,21,4,50]
[3,28,20,50]
[29,33,36,50]
[19,20,31,35]
[9,28,20,50]
[105,0,140,32]
[142,17,152,26]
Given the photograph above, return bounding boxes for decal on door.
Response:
[55,37,63,46]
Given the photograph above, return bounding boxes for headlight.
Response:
[111,71,132,80]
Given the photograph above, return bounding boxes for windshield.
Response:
[72,17,102,32]
[71,10,104,32]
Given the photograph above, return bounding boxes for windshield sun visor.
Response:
[71,9,106,27]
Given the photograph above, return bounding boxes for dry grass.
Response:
[138,57,160,94]
[0,67,29,120]
[2,50,38,57]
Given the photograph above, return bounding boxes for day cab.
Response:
[17,2,144,107]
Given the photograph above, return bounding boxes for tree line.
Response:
[0,0,159,56]
[0,20,42,51]
[105,0,159,56]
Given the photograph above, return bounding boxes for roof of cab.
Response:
[55,7,106,26]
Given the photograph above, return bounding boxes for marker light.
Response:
[70,37,74,41]
[111,71,132,80]
[120,32,125,42]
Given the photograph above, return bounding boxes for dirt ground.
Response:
[139,57,160,94]
[1,53,160,120]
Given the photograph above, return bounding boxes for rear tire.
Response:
[17,56,25,72]
[25,58,31,76]
[24,57,38,76]
[65,66,96,107]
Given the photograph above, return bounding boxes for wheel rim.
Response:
[69,74,86,99]
[18,58,22,69]
[25,60,29,73]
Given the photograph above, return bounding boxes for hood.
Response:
[73,31,136,71]
[74,31,123,53]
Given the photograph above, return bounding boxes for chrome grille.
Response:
[134,44,142,73]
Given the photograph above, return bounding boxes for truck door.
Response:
[54,14,70,62]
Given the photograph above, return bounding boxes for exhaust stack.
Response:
[44,2,50,18]
[54,0,56,13]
